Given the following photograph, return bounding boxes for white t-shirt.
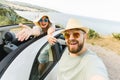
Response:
[57,48,109,80]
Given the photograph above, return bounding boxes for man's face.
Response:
[63,29,85,54]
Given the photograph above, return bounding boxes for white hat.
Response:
[63,18,89,33]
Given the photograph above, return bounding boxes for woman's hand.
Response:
[47,26,56,45]
[16,23,33,41]
[47,35,57,45]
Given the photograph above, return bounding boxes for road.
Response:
[87,44,120,80]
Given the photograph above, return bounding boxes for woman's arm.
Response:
[47,26,55,35]
[47,26,57,45]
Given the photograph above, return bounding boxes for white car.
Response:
[0,25,66,80]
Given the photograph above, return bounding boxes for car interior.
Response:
[0,31,47,62]
[0,25,62,62]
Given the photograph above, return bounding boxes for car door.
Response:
[0,34,49,80]
[0,29,65,80]
[29,32,66,80]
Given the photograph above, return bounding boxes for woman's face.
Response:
[39,16,49,28]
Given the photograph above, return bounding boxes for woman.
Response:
[16,14,57,44]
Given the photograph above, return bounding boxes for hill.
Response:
[3,0,59,12]
[0,3,32,26]
[0,0,60,26]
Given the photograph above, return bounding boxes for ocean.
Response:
[15,11,120,35]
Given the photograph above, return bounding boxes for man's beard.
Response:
[67,39,84,54]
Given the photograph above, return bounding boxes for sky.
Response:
[7,0,120,22]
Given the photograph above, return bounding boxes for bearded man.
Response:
[57,18,109,80]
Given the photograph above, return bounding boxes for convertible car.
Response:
[0,24,66,80]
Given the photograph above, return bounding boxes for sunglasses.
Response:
[63,32,81,39]
[39,18,48,22]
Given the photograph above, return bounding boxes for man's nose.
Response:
[69,34,74,40]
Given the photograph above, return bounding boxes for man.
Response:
[57,18,109,80]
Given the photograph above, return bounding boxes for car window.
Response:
[29,43,54,80]
[37,44,53,75]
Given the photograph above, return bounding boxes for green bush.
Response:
[88,28,100,39]
[112,33,120,40]
[0,16,12,26]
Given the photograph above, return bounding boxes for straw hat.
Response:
[33,13,52,27]
[63,18,89,33]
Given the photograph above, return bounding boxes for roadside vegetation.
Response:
[88,28,100,39]
[87,28,120,55]
[112,33,120,40]
[0,3,32,26]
